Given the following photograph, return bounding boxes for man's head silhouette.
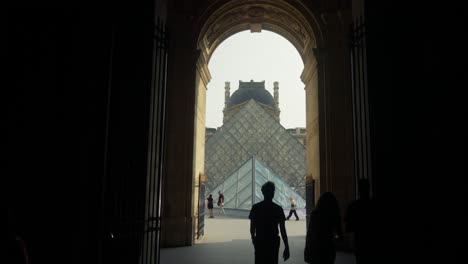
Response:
[261,181,275,201]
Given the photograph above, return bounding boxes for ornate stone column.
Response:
[161,10,205,247]
[315,10,355,224]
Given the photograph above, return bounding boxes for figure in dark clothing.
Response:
[344,179,377,264]
[249,181,290,264]
[8,230,29,264]
[8,211,29,264]
[207,194,214,218]
[304,192,343,264]
[286,196,299,221]
[217,190,225,215]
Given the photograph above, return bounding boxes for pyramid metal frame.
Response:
[207,156,306,210]
[205,99,307,199]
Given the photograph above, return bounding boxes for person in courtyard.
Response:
[249,181,290,264]
[304,192,343,264]
[344,179,377,264]
[207,194,214,218]
[217,190,225,216]
[286,196,299,221]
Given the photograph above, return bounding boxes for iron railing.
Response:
[350,16,372,196]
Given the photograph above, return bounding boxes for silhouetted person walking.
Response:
[249,181,290,264]
[286,196,299,221]
[304,192,343,264]
[217,190,225,215]
[8,211,29,264]
[344,179,376,264]
[207,194,214,218]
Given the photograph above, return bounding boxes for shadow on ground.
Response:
[160,216,355,264]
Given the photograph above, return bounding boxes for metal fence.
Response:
[350,16,372,196]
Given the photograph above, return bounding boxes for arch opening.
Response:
[206,30,305,129]
[190,0,323,244]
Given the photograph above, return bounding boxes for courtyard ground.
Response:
[161,215,355,264]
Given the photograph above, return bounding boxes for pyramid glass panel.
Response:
[238,183,252,210]
[207,157,306,211]
[205,99,307,199]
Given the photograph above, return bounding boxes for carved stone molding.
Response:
[198,0,317,63]
[247,6,267,17]
[301,56,318,84]
[204,4,309,49]
[199,173,206,184]
[196,51,212,87]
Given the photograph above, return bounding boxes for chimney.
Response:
[224,81,230,109]
[273,81,280,121]
[223,82,231,123]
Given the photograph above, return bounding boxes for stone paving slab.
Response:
[161,215,355,264]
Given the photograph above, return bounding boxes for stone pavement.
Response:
[160,215,355,264]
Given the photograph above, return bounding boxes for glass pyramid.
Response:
[207,156,306,210]
[205,99,307,199]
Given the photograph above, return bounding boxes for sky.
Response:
[206,30,306,129]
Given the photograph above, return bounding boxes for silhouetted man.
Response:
[344,179,376,264]
[249,181,290,264]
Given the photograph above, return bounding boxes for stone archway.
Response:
[160,0,354,247]
[192,0,323,240]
